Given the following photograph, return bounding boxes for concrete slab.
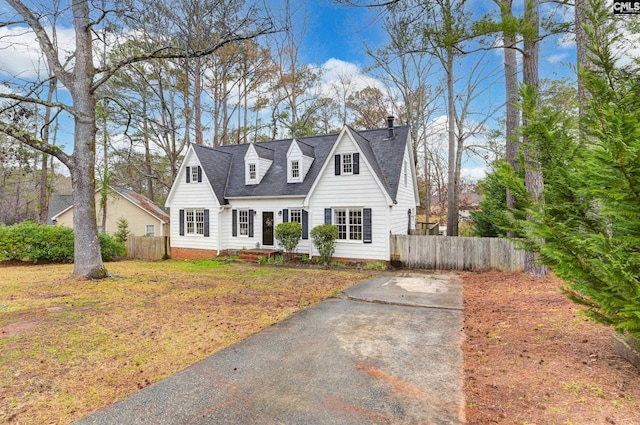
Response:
[343,271,463,310]
[74,273,464,425]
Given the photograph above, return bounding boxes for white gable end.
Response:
[286,139,314,183]
[244,144,272,185]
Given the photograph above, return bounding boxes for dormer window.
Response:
[342,154,353,174]
[286,140,314,184]
[186,165,202,183]
[244,143,273,185]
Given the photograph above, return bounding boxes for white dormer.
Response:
[244,143,273,185]
[286,139,315,183]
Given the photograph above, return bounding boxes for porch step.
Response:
[238,249,282,263]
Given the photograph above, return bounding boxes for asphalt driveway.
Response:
[73,271,465,425]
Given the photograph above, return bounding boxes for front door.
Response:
[262,212,274,246]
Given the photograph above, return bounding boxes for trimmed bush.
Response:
[274,221,302,254]
[99,232,126,260]
[0,222,125,263]
[310,224,338,265]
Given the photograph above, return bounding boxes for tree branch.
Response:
[91,21,277,93]
[0,122,71,167]
[5,0,72,87]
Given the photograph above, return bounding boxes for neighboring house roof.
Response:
[189,125,411,203]
[112,186,170,223]
[50,187,169,223]
[47,194,73,224]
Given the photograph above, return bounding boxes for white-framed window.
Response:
[342,153,353,175]
[186,208,205,235]
[248,163,257,181]
[191,166,199,183]
[291,160,300,179]
[333,208,362,241]
[145,224,155,237]
[238,209,249,236]
[290,208,302,224]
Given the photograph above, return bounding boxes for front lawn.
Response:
[0,260,372,424]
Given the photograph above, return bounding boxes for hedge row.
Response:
[0,222,125,264]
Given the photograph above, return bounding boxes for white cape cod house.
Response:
[165,119,420,262]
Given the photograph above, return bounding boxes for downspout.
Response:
[218,205,227,255]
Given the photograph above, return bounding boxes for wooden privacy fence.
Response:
[126,236,170,260]
[390,235,524,272]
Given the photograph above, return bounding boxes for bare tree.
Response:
[0,0,274,278]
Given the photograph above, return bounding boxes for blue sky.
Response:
[0,0,588,181]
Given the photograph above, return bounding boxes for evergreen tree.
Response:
[490,0,640,339]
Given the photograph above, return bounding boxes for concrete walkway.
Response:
[74,271,465,425]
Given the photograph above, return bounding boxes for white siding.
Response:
[308,134,391,261]
[390,145,420,235]
[221,197,310,253]
[166,151,220,251]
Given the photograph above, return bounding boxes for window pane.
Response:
[342,154,352,174]
[290,209,302,223]
[249,164,256,180]
[291,160,299,178]
[191,167,199,183]
[239,210,249,236]
[145,225,155,236]
[335,209,347,240]
[349,209,362,240]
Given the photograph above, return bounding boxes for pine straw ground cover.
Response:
[463,271,640,425]
[0,260,374,425]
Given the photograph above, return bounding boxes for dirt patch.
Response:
[462,271,640,424]
[0,320,41,337]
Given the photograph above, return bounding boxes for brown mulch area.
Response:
[462,271,640,424]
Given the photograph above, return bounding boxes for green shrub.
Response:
[99,233,126,260]
[0,222,124,264]
[0,222,74,263]
[274,221,302,254]
[310,224,338,266]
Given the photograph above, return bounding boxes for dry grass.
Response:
[0,259,373,425]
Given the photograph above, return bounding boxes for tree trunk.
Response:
[502,0,520,211]
[142,99,155,201]
[70,0,105,279]
[445,50,458,236]
[522,0,546,277]
[194,57,203,145]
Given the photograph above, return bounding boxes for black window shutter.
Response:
[363,208,372,243]
[204,209,210,237]
[302,210,309,240]
[324,208,332,224]
[282,209,289,222]
[197,166,202,183]
[232,209,237,236]
[334,155,341,175]
[353,153,360,175]
[248,209,254,237]
[179,209,185,236]
[186,166,191,183]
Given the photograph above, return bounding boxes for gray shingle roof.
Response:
[48,194,73,224]
[190,125,411,203]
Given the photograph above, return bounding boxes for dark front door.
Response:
[262,212,274,246]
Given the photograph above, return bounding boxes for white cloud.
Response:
[546,53,568,64]
[0,25,76,79]
[461,166,487,182]
[319,58,387,96]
